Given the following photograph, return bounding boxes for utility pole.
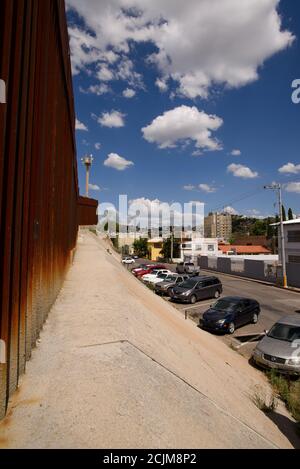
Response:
[81,154,94,197]
[264,183,287,288]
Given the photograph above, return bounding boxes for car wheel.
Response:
[190,295,197,304]
[252,312,258,324]
[228,322,235,334]
[214,290,220,299]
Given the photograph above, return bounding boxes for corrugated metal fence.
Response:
[0,0,97,419]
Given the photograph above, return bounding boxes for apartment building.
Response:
[204,213,232,240]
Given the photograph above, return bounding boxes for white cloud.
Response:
[122,88,136,98]
[104,153,134,170]
[227,163,258,179]
[95,142,101,150]
[97,64,115,81]
[67,0,294,98]
[183,184,195,191]
[285,182,300,194]
[75,118,88,131]
[155,77,168,92]
[191,150,203,157]
[231,149,241,156]
[80,83,111,95]
[198,183,216,193]
[142,105,223,151]
[97,110,125,128]
[278,162,300,174]
[223,206,238,215]
[89,183,101,191]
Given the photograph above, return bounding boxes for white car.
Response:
[142,269,171,284]
[122,257,135,265]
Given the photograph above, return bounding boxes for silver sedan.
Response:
[252,314,300,375]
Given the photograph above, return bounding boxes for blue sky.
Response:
[67,0,300,218]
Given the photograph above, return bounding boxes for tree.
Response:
[133,238,148,258]
[251,219,267,236]
[288,208,294,220]
[160,237,180,261]
[281,205,286,222]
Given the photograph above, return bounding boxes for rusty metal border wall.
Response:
[0,0,95,419]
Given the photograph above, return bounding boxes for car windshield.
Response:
[151,270,159,275]
[268,323,300,342]
[157,273,167,279]
[165,275,177,281]
[180,278,198,289]
[212,299,237,311]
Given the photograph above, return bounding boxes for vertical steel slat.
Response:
[0,0,97,421]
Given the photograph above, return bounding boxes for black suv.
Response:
[169,275,222,304]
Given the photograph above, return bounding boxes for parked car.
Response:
[133,255,139,259]
[155,274,190,296]
[132,264,152,275]
[199,296,260,334]
[176,262,200,275]
[142,269,172,284]
[169,275,222,304]
[122,257,135,265]
[135,264,166,278]
[252,315,300,375]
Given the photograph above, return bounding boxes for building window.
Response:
[287,231,300,243]
[208,245,215,251]
[289,255,300,264]
[182,243,192,249]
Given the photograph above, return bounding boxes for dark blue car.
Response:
[199,296,260,334]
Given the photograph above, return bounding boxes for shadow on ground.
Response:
[265,412,300,449]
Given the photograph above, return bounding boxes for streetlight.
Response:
[264,183,287,288]
[81,154,94,197]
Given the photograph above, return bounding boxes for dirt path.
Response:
[0,232,295,448]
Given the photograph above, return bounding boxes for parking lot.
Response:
[131,259,300,358]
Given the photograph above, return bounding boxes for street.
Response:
[133,259,300,358]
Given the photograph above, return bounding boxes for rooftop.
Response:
[218,245,272,254]
[270,218,300,227]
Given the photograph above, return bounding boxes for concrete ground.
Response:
[0,232,297,448]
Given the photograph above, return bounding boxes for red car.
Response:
[135,264,166,278]
[132,264,152,275]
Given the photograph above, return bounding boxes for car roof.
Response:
[276,314,300,326]
[219,296,255,302]
[190,275,220,281]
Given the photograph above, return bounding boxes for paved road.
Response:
[132,259,300,356]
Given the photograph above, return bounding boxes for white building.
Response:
[277,218,300,265]
[180,237,219,261]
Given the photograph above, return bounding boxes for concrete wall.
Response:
[287,263,300,288]
[198,256,292,286]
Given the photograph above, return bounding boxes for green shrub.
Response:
[267,370,300,422]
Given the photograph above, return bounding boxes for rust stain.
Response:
[0,436,9,447]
